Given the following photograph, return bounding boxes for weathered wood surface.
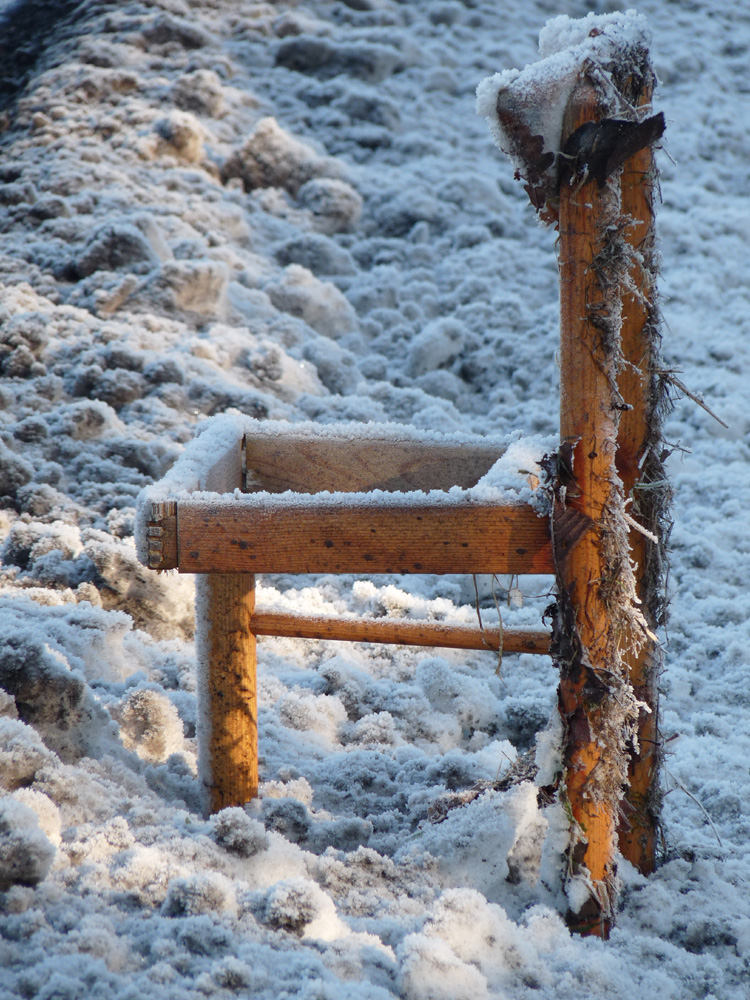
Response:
[202,436,243,494]
[198,573,258,813]
[143,430,243,570]
[176,497,554,575]
[244,434,503,494]
[556,80,622,937]
[616,80,661,875]
[249,610,551,654]
[146,499,177,569]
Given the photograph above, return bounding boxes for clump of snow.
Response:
[117,687,186,762]
[266,263,359,338]
[476,10,652,221]
[399,887,553,1000]
[154,110,207,164]
[171,69,226,118]
[0,797,56,890]
[302,337,361,394]
[275,232,357,276]
[0,716,58,793]
[470,431,554,511]
[297,177,363,234]
[278,688,348,745]
[407,318,466,377]
[0,439,33,500]
[401,781,545,901]
[162,871,237,917]
[209,807,269,857]
[274,35,405,85]
[254,876,348,940]
[76,222,160,278]
[222,117,342,195]
[82,531,195,640]
[10,788,62,847]
[149,259,230,317]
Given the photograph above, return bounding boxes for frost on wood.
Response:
[477,11,660,223]
[481,10,671,934]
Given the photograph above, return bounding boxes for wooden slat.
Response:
[244,434,503,494]
[249,610,551,654]
[175,497,553,575]
[201,436,243,493]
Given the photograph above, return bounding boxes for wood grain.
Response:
[146,499,177,570]
[616,81,661,875]
[249,610,552,654]
[244,434,503,494]
[202,436,243,493]
[176,497,554,575]
[557,80,619,937]
[200,573,258,813]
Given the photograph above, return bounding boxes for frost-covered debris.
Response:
[0,0,749,997]
[476,10,655,222]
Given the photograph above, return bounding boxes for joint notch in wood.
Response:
[147,500,178,570]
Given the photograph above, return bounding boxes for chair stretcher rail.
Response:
[249,610,552,654]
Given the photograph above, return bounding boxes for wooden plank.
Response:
[249,610,551,654]
[244,434,504,494]
[201,435,243,494]
[197,573,258,813]
[175,497,554,575]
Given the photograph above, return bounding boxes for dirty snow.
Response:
[1,1,749,999]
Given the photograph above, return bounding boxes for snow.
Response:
[1,1,750,998]
[477,10,653,223]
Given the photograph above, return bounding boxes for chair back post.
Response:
[616,73,664,877]
[554,63,663,936]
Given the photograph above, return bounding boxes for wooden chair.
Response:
[140,416,555,808]
[138,60,666,936]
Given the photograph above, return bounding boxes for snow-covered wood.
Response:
[243,432,504,494]
[175,495,553,575]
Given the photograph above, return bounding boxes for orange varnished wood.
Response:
[201,573,258,813]
[616,85,660,875]
[176,497,554,575]
[249,610,551,654]
[557,81,618,937]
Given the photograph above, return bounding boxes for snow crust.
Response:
[1,1,749,998]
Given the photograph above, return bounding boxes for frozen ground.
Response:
[0,1,748,998]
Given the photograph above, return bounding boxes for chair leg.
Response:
[196,573,258,815]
